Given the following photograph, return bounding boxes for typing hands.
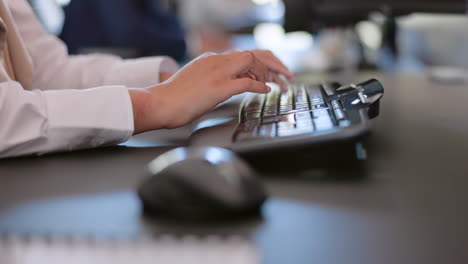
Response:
[129,50,294,133]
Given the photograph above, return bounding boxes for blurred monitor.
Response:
[283,0,467,32]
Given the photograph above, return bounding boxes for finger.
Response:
[254,50,295,80]
[261,51,294,80]
[198,51,217,58]
[246,59,270,83]
[237,72,257,80]
[247,62,270,83]
[221,49,237,55]
[224,51,269,82]
[228,78,271,95]
[271,73,289,92]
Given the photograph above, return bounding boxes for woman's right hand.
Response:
[129,50,293,134]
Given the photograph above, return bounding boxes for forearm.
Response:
[0,83,133,158]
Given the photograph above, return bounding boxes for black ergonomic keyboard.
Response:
[231,79,384,153]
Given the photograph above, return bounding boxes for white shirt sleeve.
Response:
[0,81,134,158]
[0,0,180,158]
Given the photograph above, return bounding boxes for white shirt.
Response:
[0,0,179,158]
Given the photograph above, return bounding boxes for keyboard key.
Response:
[330,100,347,120]
[312,103,328,110]
[294,103,310,111]
[333,108,347,121]
[296,120,314,129]
[277,120,295,130]
[295,111,312,121]
[306,85,326,107]
[311,109,330,117]
[262,111,276,118]
[262,90,280,117]
[262,116,279,124]
[313,116,334,130]
[311,109,334,130]
[241,119,260,132]
[279,106,293,114]
[244,94,265,112]
[263,114,291,124]
[279,90,294,112]
[265,90,280,106]
[331,100,343,109]
[265,90,280,104]
[264,105,276,111]
[294,86,310,110]
[295,112,314,130]
[258,123,277,138]
[245,111,261,120]
[235,119,261,141]
[280,89,293,105]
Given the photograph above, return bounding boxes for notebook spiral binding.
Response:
[0,232,258,264]
[0,230,251,245]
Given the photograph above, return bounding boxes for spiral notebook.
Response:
[0,192,259,264]
[0,235,258,264]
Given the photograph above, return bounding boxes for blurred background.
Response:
[27,0,468,81]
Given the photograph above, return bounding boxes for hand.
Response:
[159,72,173,83]
[129,50,293,133]
[248,49,294,91]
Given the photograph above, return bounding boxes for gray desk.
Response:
[1,72,468,264]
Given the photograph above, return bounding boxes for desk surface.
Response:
[1,72,468,264]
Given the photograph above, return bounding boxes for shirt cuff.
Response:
[103,56,180,88]
[44,85,134,153]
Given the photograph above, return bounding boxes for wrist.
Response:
[159,72,174,83]
[129,83,175,134]
[128,88,152,134]
[146,83,178,129]
[145,82,191,129]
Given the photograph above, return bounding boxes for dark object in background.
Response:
[60,0,186,61]
[138,147,267,222]
[283,0,466,63]
[283,0,467,33]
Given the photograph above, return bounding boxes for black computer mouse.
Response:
[137,147,267,222]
